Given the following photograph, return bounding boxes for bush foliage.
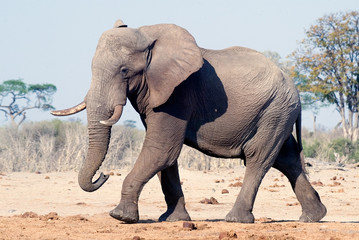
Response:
[302,128,359,164]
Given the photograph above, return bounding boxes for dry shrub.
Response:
[302,127,359,164]
[5,121,356,173]
[0,120,245,172]
[0,120,144,172]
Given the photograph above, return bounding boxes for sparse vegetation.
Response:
[0,120,243,173]
[1,120,357,173]
[0,120,143,172]
[302,128,359,164]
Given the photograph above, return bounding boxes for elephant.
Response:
[51,19,327,224]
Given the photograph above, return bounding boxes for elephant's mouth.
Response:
[51,102,123,126]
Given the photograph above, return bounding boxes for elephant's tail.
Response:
[295,109,307,174]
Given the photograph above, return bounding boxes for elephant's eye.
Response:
[120,67,129,76]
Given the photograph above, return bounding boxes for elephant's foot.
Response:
[109,202,139,223]
[158,196,191,222]
[299,202,327,222]
[158,206,191,222]
[225,209,255,223]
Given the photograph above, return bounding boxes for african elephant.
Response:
[51,20,327,223]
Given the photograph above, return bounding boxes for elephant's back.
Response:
[185,47,299,158]
[201,47,278,88]
[200,47,282,120]
[200,46,296,109]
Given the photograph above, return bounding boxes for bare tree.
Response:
[0,79,57,128]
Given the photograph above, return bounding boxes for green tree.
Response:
[293,72,330,133]
[262,50,291,75]
[0,79,57,128]
[291,11,359,141]
[263,50,325,133]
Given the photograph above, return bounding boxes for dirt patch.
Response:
[0,215,358,240]
[0,166,359,239]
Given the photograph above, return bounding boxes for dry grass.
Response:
[2,120,353,173]
[0,120,242,173]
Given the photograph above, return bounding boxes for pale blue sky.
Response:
[1,0,358,129]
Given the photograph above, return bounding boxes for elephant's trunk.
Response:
[78,62,127,191]
[78,119,111,192]
[78,103,124,193]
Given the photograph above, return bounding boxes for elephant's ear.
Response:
[139,24,203,108]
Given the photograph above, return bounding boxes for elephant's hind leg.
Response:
[157,162,191,222]
[273,135,327,222]
[225,130,286,223]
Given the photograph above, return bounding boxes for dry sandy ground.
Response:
[1,162,359,240]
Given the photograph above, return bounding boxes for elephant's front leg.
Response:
[109,112,189,223]
[158,162,191,222]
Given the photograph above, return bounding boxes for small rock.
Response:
[222,189,229,194]
[132,236,141,240]
[45,176,50,179]
[219,230,237,239]
[183,221,197,230]
[329,181,341,187]
[228,181,242,187]
[286,202,300,206]
[20,212,39,218]
[200,197,219,204]
[116,173,121,176]
[40,212,59,221]
[311,181,324,187]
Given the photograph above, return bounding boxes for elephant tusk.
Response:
[100,105,124,126]
[51,102,86,116]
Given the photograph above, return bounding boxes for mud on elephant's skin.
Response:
[51,19,327,223]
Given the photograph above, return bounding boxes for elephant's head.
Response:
[51,20,203,192]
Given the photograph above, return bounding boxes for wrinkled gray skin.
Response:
[54,21,326,223]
